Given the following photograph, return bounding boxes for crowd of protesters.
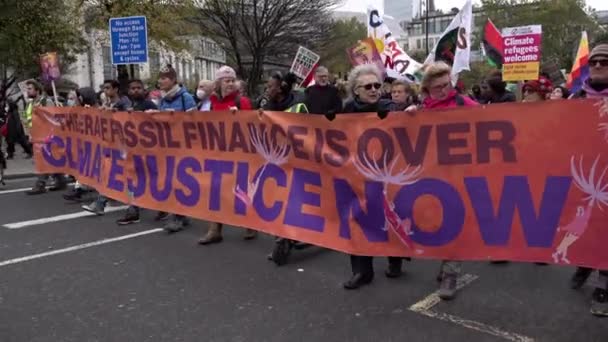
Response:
[2,43,608,317]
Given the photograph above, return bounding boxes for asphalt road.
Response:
[0,178,606,342]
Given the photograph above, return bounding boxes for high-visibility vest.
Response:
[285,103,309,113]
[23,97,48,128]
[24,102,33,128]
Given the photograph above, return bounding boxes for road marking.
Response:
[0,228,163,268]
[409,273,479,312]
[414,310,535,342]
[3,206,129,229]
[409,274,535,342]
[0,183,75,195]
[0,187,35,195]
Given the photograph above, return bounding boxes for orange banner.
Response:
[32,101,608,269]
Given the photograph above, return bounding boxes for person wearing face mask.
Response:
[198,65,257,245]
[66,90,81,107]
[304,66,342,115]
[62,87,98,202]
[568,43,608,317]
[196,80,214,111]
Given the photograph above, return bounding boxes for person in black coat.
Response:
[3,99,32,159]
[304,66,342,116]
[341,64,405,290]
[480,71,516,104]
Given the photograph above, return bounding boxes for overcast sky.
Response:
[337,0,608,13]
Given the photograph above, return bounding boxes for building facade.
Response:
[65,29,226,89]
[401,8,483,61]
[384,0,414,23]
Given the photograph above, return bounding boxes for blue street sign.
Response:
[109,16,148,65]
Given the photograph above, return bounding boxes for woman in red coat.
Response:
[199,66,256,245]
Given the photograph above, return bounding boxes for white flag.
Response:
[424,0,473,82]
[367,6,423,82]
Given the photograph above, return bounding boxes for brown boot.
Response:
[198,222,223,245]
[243,229,258,240]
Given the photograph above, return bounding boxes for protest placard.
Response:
[290,46,320,81]
[346,38,385,74]
[502,25,542,81]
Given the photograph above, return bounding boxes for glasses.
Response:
[589,59,608,67]
[359,82,381,90]
[430,82,450,92]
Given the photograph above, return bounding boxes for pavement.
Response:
[0,177,607,342]
[3,153,36,180]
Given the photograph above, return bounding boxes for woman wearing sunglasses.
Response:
[568,43,608,317]
[342,64,406,290]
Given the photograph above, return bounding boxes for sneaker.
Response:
[271,239,293,266]
[438,274,458,300]
[82,200,106,215]
[570,267,593,290]
[591,288,608,317]
[116,212,140,225]
[154,211,170,221]
[26,182,47,195]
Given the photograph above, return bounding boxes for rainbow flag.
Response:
[567,31,589,93]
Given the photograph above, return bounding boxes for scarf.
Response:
[582,79,608,99]
[161,84,181,100]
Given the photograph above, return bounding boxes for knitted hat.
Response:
[523,76,553,97]
[215,66,236,80]
[590,44,608,61]
[159,65,177,80]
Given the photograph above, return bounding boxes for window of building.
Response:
[416,39,421,50]
[435,18,442,34]
[149,51,160,76]
[102,45,115,80]
[206,60,212,80]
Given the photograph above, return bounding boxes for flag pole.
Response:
[425,0,430,55]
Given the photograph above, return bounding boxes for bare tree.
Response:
[194,0,340,95]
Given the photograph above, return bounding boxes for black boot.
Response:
[385,257,403,278]
[343,273,374,290]
[571,267,593,290]
[271,238,293,266]
[49,175,67,191]
[63,187,85,202]
[26,181,47,195]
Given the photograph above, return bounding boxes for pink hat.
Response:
[215,66,237,81]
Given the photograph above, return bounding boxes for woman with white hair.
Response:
[341,64,405,290]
